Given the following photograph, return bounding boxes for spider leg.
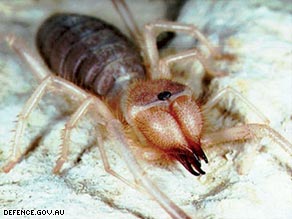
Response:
[1,34,88,172]
[52,95,144,193]
[2,76,51,172]
[202,86,270,124]
[201,124,292,156]
[53,97,94,174]
[202,87,291,174]
[1,74,92,173]
[157,48,227,79]
[111,0,142,44]
[95,123,147,193]
[0,34,50,82]
[203,124,292,171]
[141,21,225,79]
[112,2,227,79]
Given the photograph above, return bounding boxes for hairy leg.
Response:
[201,87,291,173]
[2,76,51,172]
[1,34,50,82]
[202,123,292,174]
[53,97,94,173]
[202,86,270,124]
[111,0,142,44]
[142,21,223,79]
[201,124,292,156]
[158,48,227,79]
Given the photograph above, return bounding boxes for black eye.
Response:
[157,91,172,101]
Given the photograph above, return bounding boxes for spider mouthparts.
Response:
[200,149,209,164]
[189,153,206,175]
[191,146,208,164]
[183,155,206,176]
[185,161,200,176]
[172,147,208,176]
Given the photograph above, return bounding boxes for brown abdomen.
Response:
[36,13,145,97]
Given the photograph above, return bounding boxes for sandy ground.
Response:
[0,1,291,219]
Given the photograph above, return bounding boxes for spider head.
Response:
[125,79,208,176]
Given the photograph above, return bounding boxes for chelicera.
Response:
[1,0,291,218]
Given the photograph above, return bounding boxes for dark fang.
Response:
[172,148,207,176]
[185,160,200,176]
[201,151,208,164]
[191,147,208,164]
[190,152,205,175]
[157,91,172,101]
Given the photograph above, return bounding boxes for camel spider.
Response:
[1,0,291,219]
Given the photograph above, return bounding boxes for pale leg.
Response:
[142,21,223,79]
[111,0,142,44]
[1,34,89,172]
[2,75,91,173]
[202,87,270,174]
[201,124,292,156]
[158,48,227,79]
[3,76,52,172]
[1,34,50,82]
[53,96,144,193]
[53,97,94,173]
[202,86,270,124]
[95,125,145,192]
[203,124,292,159]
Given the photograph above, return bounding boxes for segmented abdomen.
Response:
[36,13,145,96]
